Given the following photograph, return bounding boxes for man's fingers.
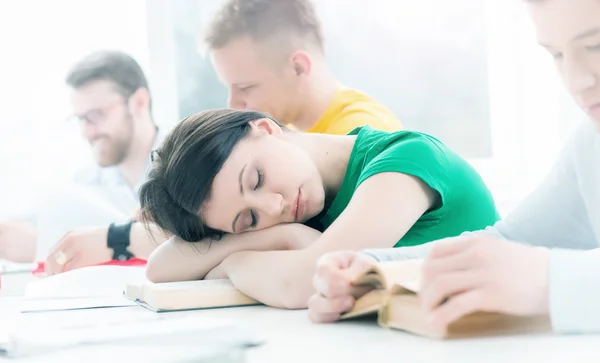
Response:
[419,270,481,312]
[45,247,74,275]
[314,252,360,297]
[422,237,484,283]
[427,289,485,332]
[307,293,356,323]
[308,293,354,316]
[308,309,342,324]
[346,254,376,282]
[313,266,353,298]
[316,252,355,271]
[61,257,79,273]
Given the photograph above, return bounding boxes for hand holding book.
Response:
[308,251,378,323]
[420,234,550,333]
[309,238,551,339]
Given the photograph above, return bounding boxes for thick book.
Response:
[340,259,552,339]
[124,279,261,312]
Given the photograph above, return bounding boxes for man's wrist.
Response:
[107,221,135,260]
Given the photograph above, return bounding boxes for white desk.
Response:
[1,273,599,363]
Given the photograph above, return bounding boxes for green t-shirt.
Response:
[313,125,500,247]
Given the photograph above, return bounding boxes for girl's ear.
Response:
[249,118,284,136]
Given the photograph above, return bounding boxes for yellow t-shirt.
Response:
[307,85,402,135]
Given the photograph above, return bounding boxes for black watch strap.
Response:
[107,221,135,261]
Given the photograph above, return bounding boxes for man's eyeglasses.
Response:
[67,99,126,126]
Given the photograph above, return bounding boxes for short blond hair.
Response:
[204,0,324,54]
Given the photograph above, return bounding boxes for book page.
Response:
[20,296,137,313]
[375,259,423,292]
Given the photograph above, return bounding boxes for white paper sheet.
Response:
[1,314,260,359]
[19,265,147,312]
[24,265,147,299]
[0,260,37,274]
[20,296,137,312]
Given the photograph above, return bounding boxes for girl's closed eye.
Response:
[255,170,264,190]
[249,209,258,229]
[551,51,563,60]
[239,85,256,92]
[586,43,600,52]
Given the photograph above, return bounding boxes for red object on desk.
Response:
[32,258,147,276]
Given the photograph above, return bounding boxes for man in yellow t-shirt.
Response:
[204,0,402,135]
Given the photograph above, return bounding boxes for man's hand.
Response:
[0,219,37,262]
[45,227,114,275]
[308,251,377,323]
[420,234,550,332]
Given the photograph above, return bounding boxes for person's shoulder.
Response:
[571,120,599,150]
[335,86,394,115]
[72,163,120,186]
[335,87,401,128]
[566,119,600,175]
[72,163,101,185]
[354,127,445,158]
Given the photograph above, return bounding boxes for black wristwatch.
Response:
[107,221,135,261]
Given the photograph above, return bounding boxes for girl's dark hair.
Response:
[139,108,280,242]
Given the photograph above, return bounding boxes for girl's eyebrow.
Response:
[232,163,248,232]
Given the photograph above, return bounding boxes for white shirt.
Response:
[72,127,167,202]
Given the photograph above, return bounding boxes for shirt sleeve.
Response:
[361,244,433,262]
[548,248,600,333]
[360,229,500,262]
[357,135,450,205]
[492,127,596,250]
[324,107,402,135]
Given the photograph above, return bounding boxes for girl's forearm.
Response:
[145,223,316,283]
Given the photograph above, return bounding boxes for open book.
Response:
[340,259,552,339]
[124,279,261,312]
[21,265,146,312]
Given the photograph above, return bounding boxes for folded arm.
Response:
[145,223,321,283]
[220,172,436,309]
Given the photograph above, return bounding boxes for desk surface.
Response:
[1,274,599,363]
